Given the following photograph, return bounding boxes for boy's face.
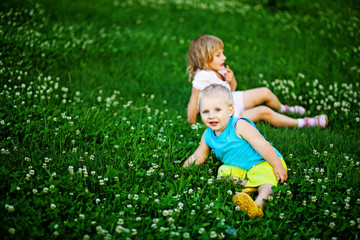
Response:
[199,95,234,136]
[209,48,226,72]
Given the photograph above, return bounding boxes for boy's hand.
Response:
[224,65,236,83]
[274,165,288,184]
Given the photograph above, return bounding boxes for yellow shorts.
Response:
[217,158,287,187]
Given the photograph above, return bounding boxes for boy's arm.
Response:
[235,119,288,183]
[183,134,211,167]
[187,87,201,124]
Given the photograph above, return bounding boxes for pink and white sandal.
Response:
[283,105,306,115]
[304,114,328,128]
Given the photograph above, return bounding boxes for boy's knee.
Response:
[217,165,246,177]
[217,165,231,177]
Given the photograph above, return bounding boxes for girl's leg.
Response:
[242,87,281,111]
[242,87,305,115]
[255,184,274,210]
[240,106,299,127]
[240,106,328,128]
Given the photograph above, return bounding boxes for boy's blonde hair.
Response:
[198,84,233,110]
[186,35,224,81]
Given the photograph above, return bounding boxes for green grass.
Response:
[1,0,360,239]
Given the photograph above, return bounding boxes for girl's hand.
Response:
[273,165,288,184]
[224,65,236,83]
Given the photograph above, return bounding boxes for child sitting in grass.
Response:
[183,83,288,218]
[186,34,328,128]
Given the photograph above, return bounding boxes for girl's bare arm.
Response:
[187,87,201,124]
[224,65,237,91]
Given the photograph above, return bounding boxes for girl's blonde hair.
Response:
[186,35,224,81]
[198,84,233,111]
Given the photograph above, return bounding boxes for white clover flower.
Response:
[117,218,124,225]
[331,212,337,218]
[115,225,124,233]
[191,210,196,215]
[133,194,139,201]
[210,231,217,238]
[50,203,56,209]
[136,217,141,222]
[227,190,233,195]
[337,173,343,178]
[5,204,15,212]
[311,196,317,202]
[151,223,157,229]
[168,217,174,224]
[33,188,38,194]
[324,210,330,216]
[302,200,307,206]
[159,227,169,232]
[162,210,169,216]
[8,227,16,235]
[198,227,205,234]
[329,222,335,228]
[183,232,190,239]
[279,213,284,219]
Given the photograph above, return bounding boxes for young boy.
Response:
[183,83,288,218]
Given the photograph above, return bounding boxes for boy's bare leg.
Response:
[220,176,248,187]
[255,184,273,209]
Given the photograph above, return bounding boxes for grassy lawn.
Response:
[1,0,360,239]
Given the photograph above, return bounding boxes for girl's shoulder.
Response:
[192,70,218,90]
[194,69,216,79]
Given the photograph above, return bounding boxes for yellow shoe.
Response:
[232,192,264,219]
[241,187,257,195]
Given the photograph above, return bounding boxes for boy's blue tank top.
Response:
[203,117,282,170]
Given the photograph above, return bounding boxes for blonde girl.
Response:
[186,34,328,128]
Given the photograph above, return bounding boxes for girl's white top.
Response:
[192,69,229,90]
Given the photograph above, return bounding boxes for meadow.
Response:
[1,0,360,239]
